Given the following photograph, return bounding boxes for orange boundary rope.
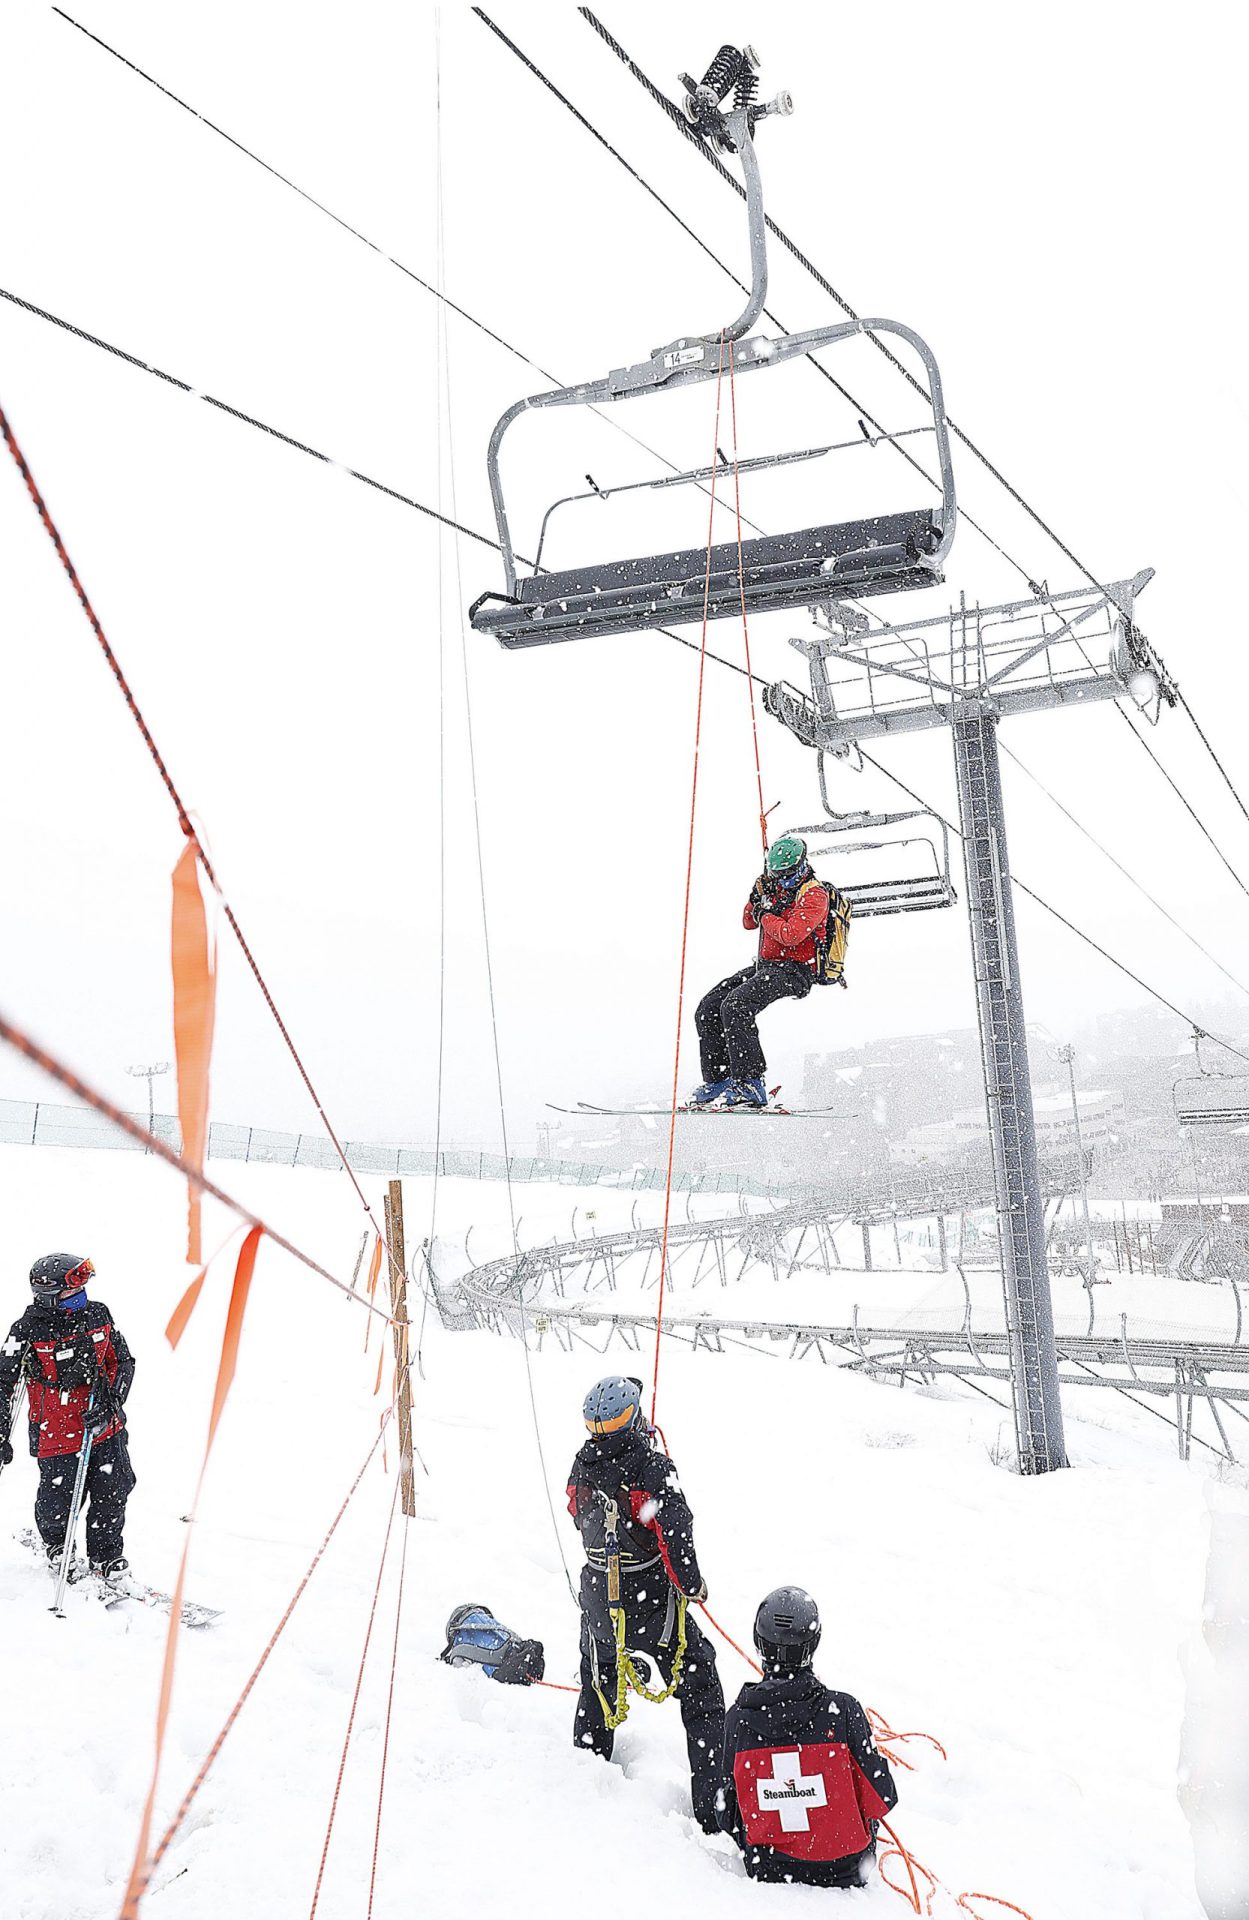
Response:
[650,332,728,1426]
[308,1479,401,1918]
[133,1413,393,1904]
[0,1008,394,1325]
[366,1518,411,1917]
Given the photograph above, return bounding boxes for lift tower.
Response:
[768,580,1172,1473]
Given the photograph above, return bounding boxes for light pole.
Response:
[1057,1044,1098,1289]
[126,1062,170,1148]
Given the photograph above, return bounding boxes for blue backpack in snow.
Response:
[439,1604,545,1686]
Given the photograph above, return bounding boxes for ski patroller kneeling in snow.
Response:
[690,835,851,1112]
[0,1253,137,1584]
[566,1375,726,1832]
[718,1585,897,1888]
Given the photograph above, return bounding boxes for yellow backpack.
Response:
[797,876,852,987]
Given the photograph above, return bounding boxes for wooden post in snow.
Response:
[384,1179,416,1518]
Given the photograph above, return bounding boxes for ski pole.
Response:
[51,1393,95,1619]
[1,1377,28,1487]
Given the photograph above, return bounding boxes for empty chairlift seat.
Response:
[471,508,947,648]
[467,51,956,653]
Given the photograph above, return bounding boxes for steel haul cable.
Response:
[577,5,1249,873]
[0,284,757,689]
[481,7,1249,897]
[50,6,764,545]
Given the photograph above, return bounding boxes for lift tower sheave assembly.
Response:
[469,41,1179,1474]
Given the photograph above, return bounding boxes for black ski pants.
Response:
[35,1430,136,1567]
[574,1566,726,1833]
[696,959,811,1084]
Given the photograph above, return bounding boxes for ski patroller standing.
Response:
[690,835,851,1111]
[566,1376,725,1832]
[0,1254,137,1584]
[718,1585,898,1887]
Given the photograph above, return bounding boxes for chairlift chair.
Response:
[469,45,957,651]
[786,748,957,919]
[1173,1029,1249,1129]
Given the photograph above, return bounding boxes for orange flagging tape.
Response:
[171,841,217,1264]
[120,1226,261,1919]
[363,1234,384,1353]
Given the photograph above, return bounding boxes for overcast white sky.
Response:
[1,0,1247,1149]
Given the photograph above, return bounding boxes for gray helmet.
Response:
[30,1252,94,1307]
[753,1585,821,1672]
[583,1375,644,1439]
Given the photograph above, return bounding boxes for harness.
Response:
[591,1494,688,1732]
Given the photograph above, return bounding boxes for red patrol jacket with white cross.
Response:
[0,1300,135,1459]
[720,1673,897,1877]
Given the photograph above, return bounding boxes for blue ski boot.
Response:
[687,1077,733,1108]
[725,1077,768,1110]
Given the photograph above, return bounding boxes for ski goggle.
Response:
[63,1258,95,1289]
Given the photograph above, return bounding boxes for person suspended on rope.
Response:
[567,1375,725,1833]
[717,1585,897,1887]
[0,1254,137,1589]
[690,835,851,1111]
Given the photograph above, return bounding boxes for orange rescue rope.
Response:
[650,332,729,1426]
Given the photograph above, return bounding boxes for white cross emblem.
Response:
[755,1751,828,1833]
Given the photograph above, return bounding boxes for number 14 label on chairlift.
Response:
[662,345,705,370]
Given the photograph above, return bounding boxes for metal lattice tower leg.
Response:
[953,707,1067,1473]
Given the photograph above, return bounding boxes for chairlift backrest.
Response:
[1173,1029,1249,1128]
[787,773,958,920]
[469,48,957,652]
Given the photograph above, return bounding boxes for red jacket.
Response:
[0,1300,134,1459]
[744,882,829,971]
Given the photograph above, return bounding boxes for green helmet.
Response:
[766,835,808,878]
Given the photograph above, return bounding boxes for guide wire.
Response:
[433,52,578,1603]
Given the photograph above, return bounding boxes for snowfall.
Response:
[0,1141,1243,1920]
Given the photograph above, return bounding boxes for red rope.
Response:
[140,1414,393,1894]
[650,333,728,1426]
[308,1480,401,1918]
[0,398,396,1267]
[726,339,769,856]
[697,1598,762,1674]
[366,1516,410,1918]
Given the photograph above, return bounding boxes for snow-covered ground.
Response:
[0,1146,1222,1917]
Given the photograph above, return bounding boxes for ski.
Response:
[547,1101,852,1119]
[95,1576,222,1631]
[17,1528,221,1628]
